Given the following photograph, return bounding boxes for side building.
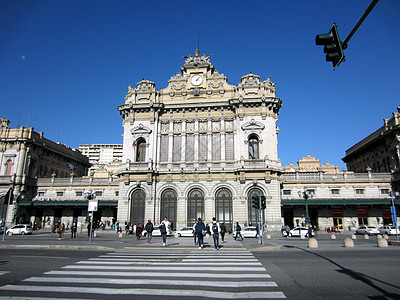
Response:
[0,118,91,226]
[282,155,394,231]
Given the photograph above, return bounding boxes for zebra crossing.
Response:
[0,248,286,299]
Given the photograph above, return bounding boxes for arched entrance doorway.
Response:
[247,188,263,225]
[215,188,232,227]
[130,189,145,225]
[187,188,204,226]
[160,189,177,230]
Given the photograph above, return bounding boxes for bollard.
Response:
[377,234,382,239]
[266,234,272,239]
[119,232,123,238]
[377,237,388,248]
[351,234,357,240]
[93,232,97,238]
[330,234,336,239]
[8,232,12,236]
[364,234,369,239]
[308,238,318,248]
[300,234,305,239]
[383,234,389,240]
[344,238,354,248]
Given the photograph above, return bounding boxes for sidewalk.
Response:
[0,228,398,251]
[0,228,249,251]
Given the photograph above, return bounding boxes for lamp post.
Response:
[389,190,399,241]
[84,190,97,244]
[298,189,314,226]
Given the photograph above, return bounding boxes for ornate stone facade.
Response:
[117,49,283,230]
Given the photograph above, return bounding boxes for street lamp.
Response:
[298,189,314,226]
[84,190,96,244]
[389,190,399,241]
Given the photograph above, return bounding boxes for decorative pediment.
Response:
[241,119,265,131]
[130,123,152,136]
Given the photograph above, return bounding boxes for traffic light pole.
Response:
[342,0,379,49]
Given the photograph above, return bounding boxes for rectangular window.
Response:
[380,189,389,195]
[199,135,207,161]
[115,191,119,197]
[212,134,221,161]
[75,191,83,197]
[95,191,103,197]
[225,134,234,160]
[356,189,365,195]
[331,189,340,195]
[283,190,291,195]
[56,191,64,197]
[173,135,181,162]
[38,191,45,197]
[186,135,194,162]
[160,136,169,162]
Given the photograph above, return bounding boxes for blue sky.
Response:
[1,1,399,169]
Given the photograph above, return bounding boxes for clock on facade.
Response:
[191,75,203,86]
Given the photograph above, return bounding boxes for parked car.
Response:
[282,227,313,237]
[356,225,379,235]
[142,225,173,237]
[175,227,194,237]
[6,224,33,235]
[379,225,398,235]
[233,226,259,238]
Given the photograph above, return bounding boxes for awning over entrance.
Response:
[281,198,395,206]
[18,200,118,207]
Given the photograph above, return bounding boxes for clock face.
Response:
[191,75,203,86]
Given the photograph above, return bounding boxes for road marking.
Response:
[10,255,69,259]
[0,271,9,276]
[0,285,286,299]
[25,276,278,287]
[45,270,272,279]
[63,265,267,271]
[76,260,262,266]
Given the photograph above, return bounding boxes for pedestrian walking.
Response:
[193,219,198,245]
[58,222,65,240]
[160,216,171,246]
[234,222,243,241]
[220,222,227,243]
[194,217,206,249]
[209,217,220,250]
[145,219,154,243]
[136,223,143,240]
[70,222,77,238]
[285,225,290,238]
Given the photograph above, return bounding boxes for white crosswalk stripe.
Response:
[0,248,286,299]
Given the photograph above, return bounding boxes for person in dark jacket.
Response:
[145,220,154,244]
[70,222,77,238]
[220,222,227,243]
[195,217,206,249]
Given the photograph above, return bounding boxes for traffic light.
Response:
[261,196,266,210]
[316,23,345,70]
[252,196,260,209]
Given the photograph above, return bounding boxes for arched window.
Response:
[248,188,263,225]
[136,138,146,162]
[248,134,259,159]
[215,188,232,227]
[5,160,12,176]
[130,189,145,225]
[160,189,177,230]
[187,188,204,226]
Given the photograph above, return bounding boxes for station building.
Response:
[0,51,397,232]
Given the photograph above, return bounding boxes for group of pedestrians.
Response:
[193,217,231,250]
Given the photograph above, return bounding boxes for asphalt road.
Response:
[254,247,400,300]
[0,231,399,299]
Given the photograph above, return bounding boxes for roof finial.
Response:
[197,25,200,53]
